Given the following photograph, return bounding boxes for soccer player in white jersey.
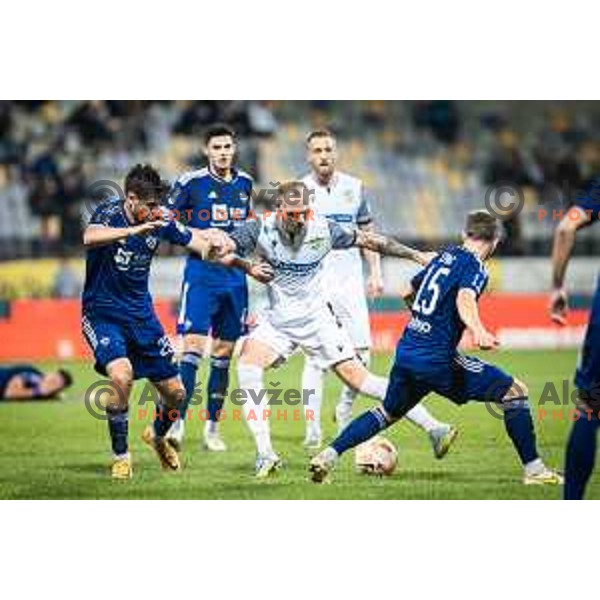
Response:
[300,129,458,453]
[221,181,456,477]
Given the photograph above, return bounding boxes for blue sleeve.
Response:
[89,203,115,226]
[159,218,193,247]
[167,179,191,213]
[458,258,488,296]
[229,220,261,257]
[574,177,600,224]
[328,220,356,249]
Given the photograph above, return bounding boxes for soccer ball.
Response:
[354,437,398,476]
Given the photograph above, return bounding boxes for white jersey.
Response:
[301,171,373,286]
[230,213,356,324]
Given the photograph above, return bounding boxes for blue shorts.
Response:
[0,365,43,399]
[383,350,515,418]
[82,312,178,382]
[575,277,600,398]
[177,280,248,341]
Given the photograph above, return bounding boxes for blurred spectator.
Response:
[483,130,536,255]
[52,257,81,298]
[413,101,460,145]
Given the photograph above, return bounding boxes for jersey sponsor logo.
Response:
[407,316,432,334]
[326,213,354,223]
[114,247,134,271]
[211,203,230,226]
[306,236,327,250]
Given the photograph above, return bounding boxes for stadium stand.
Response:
[1,100,600,261]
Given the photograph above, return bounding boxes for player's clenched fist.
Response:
[248,261,274,283]
[473,328,499,351]
[549,288,568,326]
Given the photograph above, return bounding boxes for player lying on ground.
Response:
[81,164,262,480]
[0,365,72,400]
[219,180,457,477]
[300,129,388,448]
[549,180,600,499]
[311,210,563,486]
[167,124,255,452]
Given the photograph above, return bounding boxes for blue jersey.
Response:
[82,197,192,324]
[573,177,600,393]
[574,177,600,227]
[398,245,489,365]
[168,167,253,287]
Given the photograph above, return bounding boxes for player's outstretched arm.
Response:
[359,223,384,297]
[83,222,162,247]
[456,288,498,350]
[218,254,274,283]
[353,229,433,266]
[550,208,590,325]
[186,228,235,260]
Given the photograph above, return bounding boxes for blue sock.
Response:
[503,398,538,465]
[107,407,129,456]
[153,403,180,438]
[179,351,203,420]
[207,356,230,429]
[331,408,390,455]
[564,411,599,500]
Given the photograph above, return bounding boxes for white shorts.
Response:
[248,305,355,369]
[326,286,371,350]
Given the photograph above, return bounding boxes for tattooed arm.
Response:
[353,229,433,266]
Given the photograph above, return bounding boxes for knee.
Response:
[184,334,207,355]
[212,339,235,357]
[110,364,133,392]
[163,384,186,410]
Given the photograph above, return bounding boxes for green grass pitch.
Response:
[0,349,596,499]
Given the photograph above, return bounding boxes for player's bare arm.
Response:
[359,222,384,297]
[456,288,498,350]
[353,229,432,265]
[550,207,591,325]
[219,253,275,283]
[83,221,163,248]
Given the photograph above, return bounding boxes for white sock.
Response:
[336,349,370,428]
[204,420,218,436]
[237,362,273,456]
[405,403,444,433]
[524,458,545,475]
[359,373,389,399]
[302,358,323,438]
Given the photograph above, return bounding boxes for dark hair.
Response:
[465,210,501,242]
[124,164,167,201]
[204,123,236,145]
[57,369,73,389]
[306,128,335,145]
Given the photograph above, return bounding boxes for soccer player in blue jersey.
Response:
[550,179,600,499]
[81,164,227,479]
[311,210,563,485]
[166,124,254,452]
[0,365,72,400]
